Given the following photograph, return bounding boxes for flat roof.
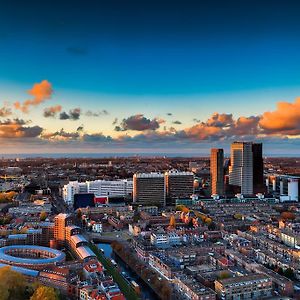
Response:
[0,245,65,265]
[8,234,27,239]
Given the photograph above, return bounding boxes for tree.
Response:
[204,217,212,225]
[234,213,243,220]
[208,221,217,231]
[218,271,231,280]
[40,211,48,221]
[283,268,294,280]
[281,212,295,220]
[0,191,17,203]
[30,286,58,300]
[0,266,27,300]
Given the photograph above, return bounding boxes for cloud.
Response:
[112,118,118,125]
[182,113,259,141]
[172,120,182,125]
[183,123,222,141]
[115,114,165,131]
[43,105,62,118]
[0,119,42,138]
[231,116,260,136]
[0,105,12,117]
[14,80,53,113]
[206,113,233,127]
[85,110,109,117]
[259,98,300,135]
[193,118,201,123]
[41,128,80,141]
[167,113,173,116]
[59,108,81,120]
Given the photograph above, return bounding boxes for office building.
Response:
[165,171,194,203]
[266,174,300,201]
[133,173,166,206]
[62,179,133,205]
[210,148,224,195]
[229,142,254,195]
[252,143,264,193]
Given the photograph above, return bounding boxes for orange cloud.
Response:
[259,98,300,135]
[184,123,222,140]
[14,80,53,113]
[0,120,42,138]
[206,113,233,127]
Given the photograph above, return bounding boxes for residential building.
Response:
[215,274,272,300]
[54,213,73,247]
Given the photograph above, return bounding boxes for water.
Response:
[97,243,159,300]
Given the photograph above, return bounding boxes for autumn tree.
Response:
[40,211,48,221]
[281,211,296,220]
[30,286,58,300]
[0,266,27,300]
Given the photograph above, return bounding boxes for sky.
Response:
[0,0,300,155]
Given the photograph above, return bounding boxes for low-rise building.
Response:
[215,274,272,300]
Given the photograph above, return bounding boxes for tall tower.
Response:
[133,173,166,207]
[229,142,253,195]
[210,148,224,195]
[252,143,264,193]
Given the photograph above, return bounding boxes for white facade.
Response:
[288,179,299,201]
[229,142,253,195]
[150,232,181,247]
[151,233,169,246]
[62,179,133,205]
[92,222,102,233]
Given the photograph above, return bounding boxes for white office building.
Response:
[229,142,253,195]
[62,179,133,205]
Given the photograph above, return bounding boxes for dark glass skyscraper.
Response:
[252,143,264,193]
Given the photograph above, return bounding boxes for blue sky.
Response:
[0,0,300,154]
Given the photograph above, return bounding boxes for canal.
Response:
[97,243,159,300]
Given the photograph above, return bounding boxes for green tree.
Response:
[30,286,58,300]
[218,271,231,279]
[284,268,294,280]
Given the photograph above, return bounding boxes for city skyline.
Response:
[1,1,300,155]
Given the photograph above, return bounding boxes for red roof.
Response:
[94,197,107,204]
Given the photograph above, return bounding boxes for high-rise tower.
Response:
[229,142,253,195]
[210,148,224,195]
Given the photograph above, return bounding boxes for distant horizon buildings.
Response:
[210,148,224,196]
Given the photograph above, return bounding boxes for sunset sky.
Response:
[1,0,300,155]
